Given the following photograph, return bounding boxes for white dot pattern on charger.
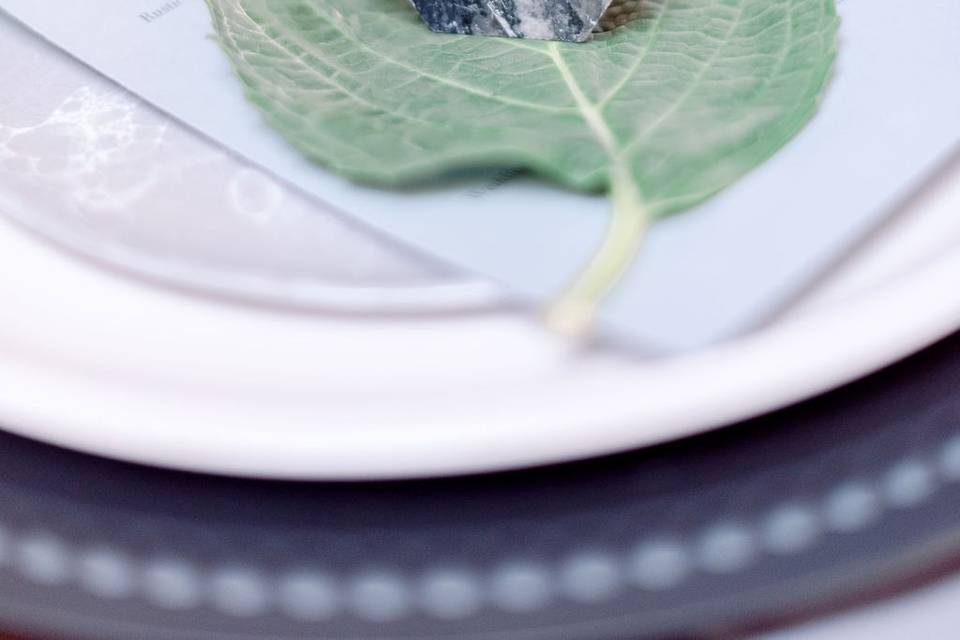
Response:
[209,567,270,618]
[628,540,690,590]
[418,569,484,619]
[277,572,341,621]
[941,436,960,480]
[490,562,554,613]
[15,533,71,586]
[560,552,623,603]
[348,572,412,622]
[141,559,203,611]
[823,482,882,533]
[762,505,821,555]
[0,433,956,623]
[697,523,757,574]
[885,460,937,508]
[77,548,135,600]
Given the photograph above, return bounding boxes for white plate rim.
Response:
[1,204,960,479]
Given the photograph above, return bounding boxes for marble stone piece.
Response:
[410,0,615,42]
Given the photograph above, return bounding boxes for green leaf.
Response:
[205,0,838,332]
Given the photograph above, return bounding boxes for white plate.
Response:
[2,17,960,479]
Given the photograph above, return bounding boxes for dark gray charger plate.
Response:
[1,332,960,639]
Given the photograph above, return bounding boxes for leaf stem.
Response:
[546,166,651,337]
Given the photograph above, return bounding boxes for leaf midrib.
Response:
[547,43,619,160]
